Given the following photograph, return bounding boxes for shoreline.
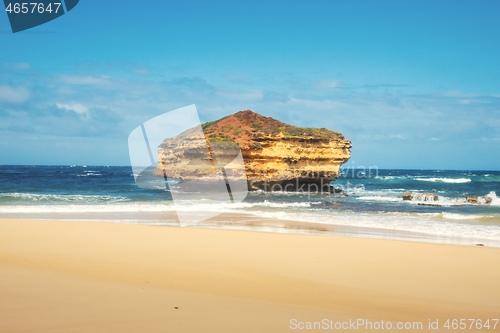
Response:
[1,218,500,332]
[2,210,499,248]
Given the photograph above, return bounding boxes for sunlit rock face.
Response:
[154,110,352,192]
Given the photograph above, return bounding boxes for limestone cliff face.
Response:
[154,110,351,192]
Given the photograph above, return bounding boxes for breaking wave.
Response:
[414,177,471,183]
[0,192,128,204]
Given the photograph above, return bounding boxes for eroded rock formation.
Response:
[466,195,492,205]
[402,193,439,201]
[154,110,352,192]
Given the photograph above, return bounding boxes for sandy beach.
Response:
[1,218,500,333]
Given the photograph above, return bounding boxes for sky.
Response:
[0,0,499,169]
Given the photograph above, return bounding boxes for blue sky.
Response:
[0,0,499,169]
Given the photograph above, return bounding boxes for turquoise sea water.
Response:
[1,166,499,246]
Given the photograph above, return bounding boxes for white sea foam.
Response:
[440,213,485,220]
[352,188,406,196]
[173,200,310,211]
[488,191,500,206]
[0,199,310,214]
[375,176,406,180]
[251,209,500,242]
[0,192,127,203]
[1,198,499,244]
[414,177,471,183]
[1,188,499,245]
[76,172,103,177]
[402,195,468,206]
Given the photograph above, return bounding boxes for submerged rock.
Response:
[402,192,439,201]
[402,193,412,201]
[310,202,343,208]
[154,110,351,192]
[466,195,492,205]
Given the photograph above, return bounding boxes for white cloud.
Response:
[2,62,30,70]
[224,73,253,85]
[444,91,480,98]
[56,103,89,116]
[216,89,263,101]
[0,85,31,104]
[286,97,344,110]
[458,99,488,105]
[131,66,149,75]
[58,75,110,86]
[56,87,77,95]
[390,134,405,139]
[314,80,341,90]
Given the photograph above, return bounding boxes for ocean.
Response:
[1,165,499,246]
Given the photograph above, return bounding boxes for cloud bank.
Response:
[0,62,499,168]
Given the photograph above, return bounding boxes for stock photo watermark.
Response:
[3,0,79,33]
[290,318,499,331]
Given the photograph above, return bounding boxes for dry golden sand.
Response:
[1,218,499,332]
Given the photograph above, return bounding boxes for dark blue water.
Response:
[0,165,171,205]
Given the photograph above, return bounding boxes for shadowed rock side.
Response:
[154,110,352,192]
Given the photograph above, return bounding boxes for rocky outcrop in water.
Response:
[402,193,492,205]
[466,195,492,205]
[402,193,439,201]
[154,110,352,192]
